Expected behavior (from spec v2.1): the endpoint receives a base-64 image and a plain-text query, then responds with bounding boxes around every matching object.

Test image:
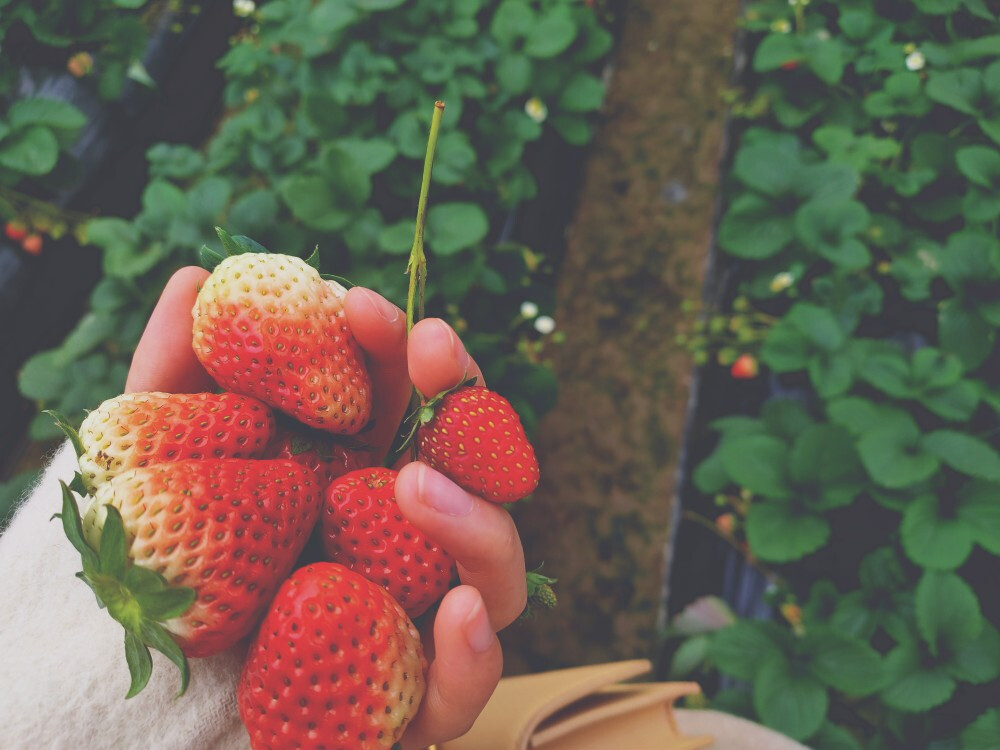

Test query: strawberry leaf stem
[405,101,445,336]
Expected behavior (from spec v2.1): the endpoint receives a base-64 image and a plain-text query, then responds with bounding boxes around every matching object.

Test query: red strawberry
[322,467,454,617]
[238,562,427,750]
[192,251,372,435]
[4,220,28,241]
[53,392,276,492]
[58,459,322,696]
[415,385,539,503]
[780,59,801,71]
[21,233,43,255]
[266,428,364,487]
[730,353,759,379]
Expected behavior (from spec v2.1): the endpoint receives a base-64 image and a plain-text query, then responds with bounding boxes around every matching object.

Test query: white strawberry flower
[520,301,539,318]
[525,97,548,123]
[233,0,256,17]
[534,315,556,335]
[770,272,795,293]
[905,50,926,71]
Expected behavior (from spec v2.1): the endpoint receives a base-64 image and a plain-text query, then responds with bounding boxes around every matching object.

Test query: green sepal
[140,620,191,696]
[45,410,85,460]
[56,481,99,570]
[198,244,226,271]
[56,489,195,698]
[396,376,481,453]
[521,566,558,620]
[321,273,356,289]
[123,631,153,699]
[290,434,313,456]
[215,226,269,256]
[69,472,88,496]
[99,505,128,580]
[305,245,321,271]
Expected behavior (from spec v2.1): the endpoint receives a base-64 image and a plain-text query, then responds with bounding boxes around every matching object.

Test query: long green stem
[406,101,445,335]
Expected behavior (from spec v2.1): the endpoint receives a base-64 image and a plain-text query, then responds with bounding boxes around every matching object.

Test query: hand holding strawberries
[102,265,527,749]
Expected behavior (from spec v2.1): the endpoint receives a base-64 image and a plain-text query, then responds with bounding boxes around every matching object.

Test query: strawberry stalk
[405,100,445,335]
[55,482,195,698]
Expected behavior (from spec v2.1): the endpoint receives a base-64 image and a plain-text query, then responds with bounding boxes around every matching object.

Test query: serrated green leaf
[0,125,59,175]
[803,627,884,695]
[709,621,785,680]
[962,709,1000,750]
[880,640,955,712]
[746,501,829,562]
[901,494,974,571]
[426,202,489,255]
[923,430,1000,481]
[916,572,983,653]
[754,657,828,741]
[719,434,791,498]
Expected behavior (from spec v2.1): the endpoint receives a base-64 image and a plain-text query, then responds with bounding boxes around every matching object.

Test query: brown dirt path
[503,0,741,672]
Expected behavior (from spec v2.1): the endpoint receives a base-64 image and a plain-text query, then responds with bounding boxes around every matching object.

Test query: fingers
[125,267,215,394]
[395,462,527,631]
[401,586,502,750]
[408,318,484,399]
[344,287,410,461]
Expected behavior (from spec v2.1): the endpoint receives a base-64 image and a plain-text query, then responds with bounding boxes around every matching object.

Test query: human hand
[128,267,526,748]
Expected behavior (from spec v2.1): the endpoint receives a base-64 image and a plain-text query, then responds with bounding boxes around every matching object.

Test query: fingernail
[464,598,494,653]
[431,319,471,372]
[355,287,400,324]
[416,463,474,516]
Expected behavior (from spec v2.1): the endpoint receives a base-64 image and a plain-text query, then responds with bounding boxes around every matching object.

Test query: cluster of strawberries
[55,238,540,749]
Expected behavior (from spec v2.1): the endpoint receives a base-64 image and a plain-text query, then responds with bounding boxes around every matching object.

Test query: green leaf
[669,634,709,678]
[803,627,884,695]
[956,146,1000,188]
[950,622,1000,684]
[98,506,128,580]
[789,303,847,352]
[524,7,576,58]
[902,494,974,571]
[123,632,153,699]
[490,0,533,43]
[795,200,870,270]
[746,501,829,562]
[353,0,405,9]
[496,54,533,95]
[709,621,785,680]
[962,709,1000,750]
[880,640,955,712]
[923,430,1000,481]
[336,138,397,175]
[228,190,279,234]
[558,73,605,112]
[916,572,983,653]
[0,125,59,175]
[809,722,863,750]
[754,34,802,73]
[719,194,795,259]
[310,0,359,32]
[958,481,1000,555]
[859,417,940,489]
[753,657,828,741]
[8,98,86,131]
[377,220,416,254]
[279,174,356,231]
[939,300,996,370]
[719,435,791,498]
[927,69,984,116]
[426,203,489,255]
[789,424,858,485]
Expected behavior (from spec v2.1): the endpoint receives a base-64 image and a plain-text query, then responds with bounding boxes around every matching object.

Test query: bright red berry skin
[322,467,454,618]
[416,386,540,503]
[238,563,426,750]
[85,459,322,657]
[77,391,276,492]
[4,220,28,241]
[192,253,372,435]
[266,429,364,487]
[730,354,759,379]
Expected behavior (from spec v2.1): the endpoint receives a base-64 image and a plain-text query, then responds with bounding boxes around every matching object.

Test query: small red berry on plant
[780,59,800,71]
[21,233,43,255]
[67,52,94,77]
[4,220,28,241]
[730,354,759,379]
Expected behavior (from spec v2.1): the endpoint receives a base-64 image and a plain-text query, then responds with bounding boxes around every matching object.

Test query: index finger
[125,266,215,394]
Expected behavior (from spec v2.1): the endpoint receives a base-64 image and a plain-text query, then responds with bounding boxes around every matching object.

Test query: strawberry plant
[19,0,611,444]
[671,0,1000,747]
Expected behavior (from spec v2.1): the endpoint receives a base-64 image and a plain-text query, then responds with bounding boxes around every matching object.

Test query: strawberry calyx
[46,409,86,462]
[200,228,356,290]
[393,376,479,462]
[55,481,195,698]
